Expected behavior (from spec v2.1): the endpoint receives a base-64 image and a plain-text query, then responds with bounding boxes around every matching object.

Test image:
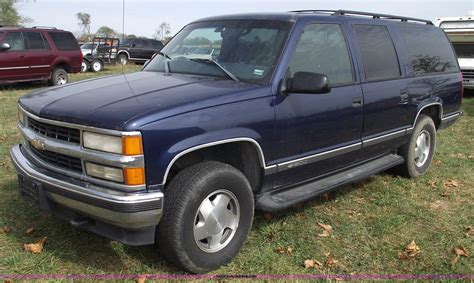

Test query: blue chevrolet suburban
[10,10,462,272]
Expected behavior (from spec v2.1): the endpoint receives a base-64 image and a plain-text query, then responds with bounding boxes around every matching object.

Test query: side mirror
[1,43,11,51]
[286,72,331,94]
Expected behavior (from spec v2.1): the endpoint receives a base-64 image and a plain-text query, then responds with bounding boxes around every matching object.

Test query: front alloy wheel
[193,189,240,253]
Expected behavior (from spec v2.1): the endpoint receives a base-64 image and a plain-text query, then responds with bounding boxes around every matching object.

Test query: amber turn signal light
[124,167,145,186]
[122,135,143,155]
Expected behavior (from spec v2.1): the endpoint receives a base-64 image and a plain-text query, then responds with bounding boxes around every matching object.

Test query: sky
[17,0,474,39]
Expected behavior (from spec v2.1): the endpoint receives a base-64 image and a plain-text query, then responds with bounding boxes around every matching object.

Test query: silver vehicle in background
[436,16,474,89]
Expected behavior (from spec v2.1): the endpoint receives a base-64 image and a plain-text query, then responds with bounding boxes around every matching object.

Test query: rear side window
[289,23,354,85]
[48,32,79,51]
[25,32,47,50]
[353,25,400,81]
[2,32,25,51]
[399,26,459,76]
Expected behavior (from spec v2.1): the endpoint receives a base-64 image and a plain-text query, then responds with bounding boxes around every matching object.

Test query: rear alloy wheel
[396,114,436,178]
[91,60,103,72]
[117,54,128,65]
[49,68,68,86]
[157,161,254,273]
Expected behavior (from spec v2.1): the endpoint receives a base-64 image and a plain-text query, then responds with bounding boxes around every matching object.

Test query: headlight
[83,132,143,155]
[85,162,124,183]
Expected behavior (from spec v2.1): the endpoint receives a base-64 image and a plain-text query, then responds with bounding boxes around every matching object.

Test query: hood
[19,72,263,130]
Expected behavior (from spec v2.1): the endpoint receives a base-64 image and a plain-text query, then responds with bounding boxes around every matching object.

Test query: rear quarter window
[48,31,79,51]
[398,26,459,76]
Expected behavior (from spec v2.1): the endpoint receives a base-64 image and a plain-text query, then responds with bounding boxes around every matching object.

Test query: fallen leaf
[0,227,12,234]
[304,259,323,269]
[454,246,469,257]
[433,159,443,166]
[325,257,339,268]
[136,275,147,283]
[428,180,437,188]
[443,179,463,188]
[468,154,474,160]
[398,240,420,260]
[23,237,47,254]
[440,191,450,197]
[318,223,333,237]
[324,251,331,257]
[275,245,294,255]
[26,228,34,235]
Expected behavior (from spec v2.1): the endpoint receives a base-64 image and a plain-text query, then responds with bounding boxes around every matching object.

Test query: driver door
[273,23,363,188]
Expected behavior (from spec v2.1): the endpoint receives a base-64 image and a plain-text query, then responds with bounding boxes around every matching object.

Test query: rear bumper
[10,144,163,245]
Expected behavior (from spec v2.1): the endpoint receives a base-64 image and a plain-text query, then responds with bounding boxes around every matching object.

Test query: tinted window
[48,32,79,51]
[26,32,46,50]
[453,43,474,58]
[289,24,353,85]
[399,26,459,76]
[2,32,25,51]
[135,39,149,48]
[354,25,400,81]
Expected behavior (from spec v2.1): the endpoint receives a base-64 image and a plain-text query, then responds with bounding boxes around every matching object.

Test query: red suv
[0,27,82,85]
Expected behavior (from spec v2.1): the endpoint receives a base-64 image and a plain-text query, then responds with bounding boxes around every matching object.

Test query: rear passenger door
[24,31,54,78]
[350,23,410,160]
[273,23,363,188]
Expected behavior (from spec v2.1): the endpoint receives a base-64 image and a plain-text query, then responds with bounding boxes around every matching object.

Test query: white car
[80,42,98,57]
[435,16,474,89]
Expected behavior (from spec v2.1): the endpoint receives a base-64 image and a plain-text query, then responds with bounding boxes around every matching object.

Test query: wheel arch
[117,50,130,59]
[161,137,270,192]
[413,102,443,129]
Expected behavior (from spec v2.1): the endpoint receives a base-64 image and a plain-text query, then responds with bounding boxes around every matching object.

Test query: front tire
[396,114,436,178]
[157,161,254,273]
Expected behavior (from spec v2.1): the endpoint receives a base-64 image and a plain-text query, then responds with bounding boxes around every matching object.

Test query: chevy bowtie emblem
[31,138,46,151]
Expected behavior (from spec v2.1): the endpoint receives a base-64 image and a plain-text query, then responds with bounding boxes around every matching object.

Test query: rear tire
[396,114,436,178]
[157,161,254,273]
[117,53,128,65]
[49,68,68,86]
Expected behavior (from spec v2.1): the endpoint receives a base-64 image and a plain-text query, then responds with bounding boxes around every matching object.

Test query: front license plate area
[18,175,41,204]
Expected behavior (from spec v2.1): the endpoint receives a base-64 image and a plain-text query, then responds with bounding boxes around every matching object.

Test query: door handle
[352,96,363,108]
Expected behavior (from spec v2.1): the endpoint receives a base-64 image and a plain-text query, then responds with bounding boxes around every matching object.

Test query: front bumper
[10,144,163,245]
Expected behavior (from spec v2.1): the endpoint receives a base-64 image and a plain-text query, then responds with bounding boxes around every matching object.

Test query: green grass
[0,66,472,275]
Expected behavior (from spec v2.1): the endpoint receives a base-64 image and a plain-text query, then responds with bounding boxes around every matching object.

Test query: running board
[256,154,404,211]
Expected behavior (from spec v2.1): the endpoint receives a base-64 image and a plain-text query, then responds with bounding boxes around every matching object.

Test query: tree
[0,0,32,26]
[126,34,137,39]
[153,22,171,41]
[76,12,91,41]
[96,26,117,38]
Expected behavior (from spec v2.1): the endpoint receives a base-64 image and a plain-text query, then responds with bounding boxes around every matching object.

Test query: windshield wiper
[156,52,172,75]
[189,58,240,82]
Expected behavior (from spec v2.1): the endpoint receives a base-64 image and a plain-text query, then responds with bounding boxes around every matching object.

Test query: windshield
[453,43,474,58]
[144,19,292,84]
[81,43,96,49]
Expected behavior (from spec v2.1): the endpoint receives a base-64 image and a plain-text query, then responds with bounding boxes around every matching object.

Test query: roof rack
[31,26,57,30]
[290,10,433,25]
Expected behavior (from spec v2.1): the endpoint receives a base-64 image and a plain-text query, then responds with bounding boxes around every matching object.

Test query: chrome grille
[462,70,474,79]
[28,117,80,144]
[28,143,83,173]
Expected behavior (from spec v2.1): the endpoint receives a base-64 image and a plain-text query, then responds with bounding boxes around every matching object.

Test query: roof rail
[31,26,57,30]
[290,9,433,25]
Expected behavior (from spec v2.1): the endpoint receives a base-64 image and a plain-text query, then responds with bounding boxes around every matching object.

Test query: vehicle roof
[0,26,66,32]
[192,11,434,27]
